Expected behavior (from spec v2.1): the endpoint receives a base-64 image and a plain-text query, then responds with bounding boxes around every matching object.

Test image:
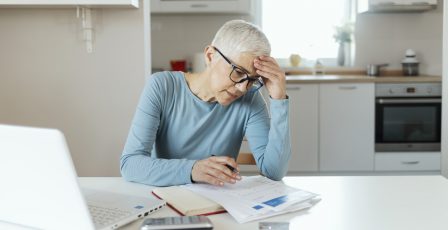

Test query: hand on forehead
[231,53,259,76]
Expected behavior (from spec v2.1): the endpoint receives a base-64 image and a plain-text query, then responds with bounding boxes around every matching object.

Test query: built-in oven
[375,83,442,152]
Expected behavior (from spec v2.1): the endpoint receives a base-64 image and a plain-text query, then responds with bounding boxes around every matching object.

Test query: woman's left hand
[254,56,286,99]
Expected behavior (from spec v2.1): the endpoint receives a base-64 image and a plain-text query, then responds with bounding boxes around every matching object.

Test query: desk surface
[79,175,448,230]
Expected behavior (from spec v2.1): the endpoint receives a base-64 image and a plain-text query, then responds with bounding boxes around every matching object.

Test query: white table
[79,176,448,230]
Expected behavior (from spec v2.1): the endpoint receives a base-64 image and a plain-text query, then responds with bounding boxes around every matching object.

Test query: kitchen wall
[151,14,252,71]
[0,0,151,176]
[152,1,443,76]
[355,0,444,76]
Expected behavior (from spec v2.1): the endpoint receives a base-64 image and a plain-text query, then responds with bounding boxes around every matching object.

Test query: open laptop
[0,124,166,230]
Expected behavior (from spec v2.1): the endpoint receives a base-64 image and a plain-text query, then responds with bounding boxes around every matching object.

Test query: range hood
[359,1,437,13]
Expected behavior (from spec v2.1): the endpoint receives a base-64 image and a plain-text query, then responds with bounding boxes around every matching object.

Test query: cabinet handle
[338,86,357,90]
[190,4,208,8]
[286,86,301,90]
[377,2,395,5]
[401,161,420,165]
[412,2,430,5]
[377,98,441,104]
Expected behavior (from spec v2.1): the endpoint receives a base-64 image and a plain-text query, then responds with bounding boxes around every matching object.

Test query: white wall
[151,14,252,71]
[355,0,443,75]
[0,0,151,176]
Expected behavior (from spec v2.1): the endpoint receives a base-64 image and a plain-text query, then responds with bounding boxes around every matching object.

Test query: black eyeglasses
[213,46,263,93]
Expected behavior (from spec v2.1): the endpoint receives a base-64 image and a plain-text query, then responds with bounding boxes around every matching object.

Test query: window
[261,0,355,67]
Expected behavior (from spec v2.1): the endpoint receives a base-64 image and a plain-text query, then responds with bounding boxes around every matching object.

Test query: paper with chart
[183,176,320,223]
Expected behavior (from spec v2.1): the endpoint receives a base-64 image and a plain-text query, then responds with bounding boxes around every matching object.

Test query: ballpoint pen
[225,164,239,174]
[211,154,239,174]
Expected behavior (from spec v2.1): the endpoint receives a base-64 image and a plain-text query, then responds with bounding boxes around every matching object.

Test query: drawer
[375,152,441,171]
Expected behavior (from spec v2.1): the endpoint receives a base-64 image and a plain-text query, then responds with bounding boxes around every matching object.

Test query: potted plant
[333,23,353,66]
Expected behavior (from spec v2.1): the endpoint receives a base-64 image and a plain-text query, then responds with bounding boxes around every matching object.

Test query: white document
[183,176,320,223]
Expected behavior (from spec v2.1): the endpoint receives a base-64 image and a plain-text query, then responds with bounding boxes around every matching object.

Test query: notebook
[152,187,226,216]
[0,124,166,230]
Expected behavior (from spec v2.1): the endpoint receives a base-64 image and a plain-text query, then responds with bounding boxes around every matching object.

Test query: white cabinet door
[370,0,437,5]
[319,83,375,171]
[151,0,251,13]
[369,0,437,5]
[287,84,319,172]
[375,152,441,171]
[362,0,437,13]
[0,0,139,8]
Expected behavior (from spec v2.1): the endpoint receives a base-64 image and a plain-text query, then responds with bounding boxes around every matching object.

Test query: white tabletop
[79,175,448,230]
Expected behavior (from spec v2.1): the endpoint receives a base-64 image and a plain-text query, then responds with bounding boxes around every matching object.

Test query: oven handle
[376,98,441,104]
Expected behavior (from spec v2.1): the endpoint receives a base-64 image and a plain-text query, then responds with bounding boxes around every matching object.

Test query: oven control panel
[375,83,442,97]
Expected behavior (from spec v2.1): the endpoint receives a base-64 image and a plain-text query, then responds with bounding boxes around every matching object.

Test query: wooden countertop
[286,75,442,84]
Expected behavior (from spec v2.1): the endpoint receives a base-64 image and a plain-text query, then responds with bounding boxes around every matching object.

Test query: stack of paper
[182,176,320,223]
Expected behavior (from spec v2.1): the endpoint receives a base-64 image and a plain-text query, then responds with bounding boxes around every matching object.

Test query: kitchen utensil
[366,63,388,76]
[402,49,419,76]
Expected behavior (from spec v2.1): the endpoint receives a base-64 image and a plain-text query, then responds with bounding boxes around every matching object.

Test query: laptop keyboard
[88,204,132,226]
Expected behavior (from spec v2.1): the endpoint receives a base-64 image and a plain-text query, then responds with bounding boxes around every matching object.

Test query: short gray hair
[211,20,271,61]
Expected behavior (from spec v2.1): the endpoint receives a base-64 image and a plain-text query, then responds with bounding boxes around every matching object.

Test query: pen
[211,154,239,174]
[225,164,239,174]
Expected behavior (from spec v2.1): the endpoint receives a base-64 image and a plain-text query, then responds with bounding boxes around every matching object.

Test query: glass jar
[402,62,419,76]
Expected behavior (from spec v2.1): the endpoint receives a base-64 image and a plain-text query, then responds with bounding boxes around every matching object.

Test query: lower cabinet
[239,85,320,173]
[319,83,375,171]
[287,84,319,172]
[240,82,439,174]
[285,82,375,173]
[375,152,441,171]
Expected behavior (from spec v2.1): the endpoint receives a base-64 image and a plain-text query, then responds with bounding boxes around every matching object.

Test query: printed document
[183,176,320,223]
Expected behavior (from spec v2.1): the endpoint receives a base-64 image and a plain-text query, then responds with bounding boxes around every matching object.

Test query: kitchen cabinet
[253,79,439,174]
[370,0,436,4]
[358,0,436,12]
[0,0,140,53]
[239,84,319,174]
[287,84,319,172]
[319,83,375,171]
[150,0,250,14]
[370,0,437,4]
[0,0,139,8]
[375,152,441,171]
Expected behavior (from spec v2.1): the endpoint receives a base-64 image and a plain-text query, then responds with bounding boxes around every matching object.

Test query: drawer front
[375,152,441,171]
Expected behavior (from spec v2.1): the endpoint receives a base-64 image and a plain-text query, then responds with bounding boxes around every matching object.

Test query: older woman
[120,20,290,186]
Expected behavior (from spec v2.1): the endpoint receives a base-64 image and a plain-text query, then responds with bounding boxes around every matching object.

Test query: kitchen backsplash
[151,14,252,72]
[354,0,443,76]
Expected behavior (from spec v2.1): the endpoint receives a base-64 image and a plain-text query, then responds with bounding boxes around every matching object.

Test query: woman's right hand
[191,156,241,186]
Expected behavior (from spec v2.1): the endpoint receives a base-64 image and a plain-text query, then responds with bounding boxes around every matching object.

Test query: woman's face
[210,50,257,106]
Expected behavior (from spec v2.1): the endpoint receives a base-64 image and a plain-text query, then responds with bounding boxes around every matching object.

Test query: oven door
[375,97,441,152]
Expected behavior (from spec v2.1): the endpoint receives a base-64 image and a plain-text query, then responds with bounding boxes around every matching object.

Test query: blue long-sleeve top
[120,71,291,186]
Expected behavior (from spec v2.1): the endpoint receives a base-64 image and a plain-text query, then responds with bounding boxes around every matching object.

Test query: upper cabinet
[358,0,437,13]
[0,0,139,8]
[151,0,251,14]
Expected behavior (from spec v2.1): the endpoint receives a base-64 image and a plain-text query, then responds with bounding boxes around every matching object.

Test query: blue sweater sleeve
[120,76,196,186]
[245,94,291,180]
